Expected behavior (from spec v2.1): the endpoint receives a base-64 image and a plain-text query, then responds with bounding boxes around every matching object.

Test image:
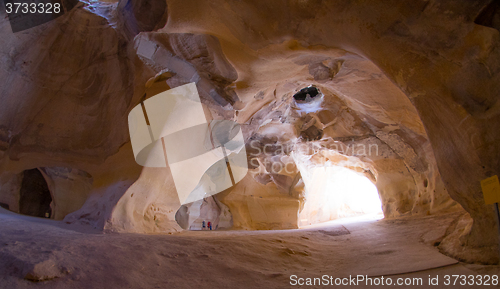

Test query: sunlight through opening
[298,165,383,227]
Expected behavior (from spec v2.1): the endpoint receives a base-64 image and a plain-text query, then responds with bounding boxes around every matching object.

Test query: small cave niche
[19,169,52,218]
[293,86,321,103]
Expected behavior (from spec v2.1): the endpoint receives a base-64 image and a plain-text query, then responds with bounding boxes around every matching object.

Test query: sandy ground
[0,209,498,289]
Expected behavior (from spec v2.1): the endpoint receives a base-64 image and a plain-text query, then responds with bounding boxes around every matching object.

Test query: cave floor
[0,209,498,289]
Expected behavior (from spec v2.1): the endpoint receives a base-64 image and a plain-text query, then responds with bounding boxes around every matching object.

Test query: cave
[19,169,52,218]
[0,0,500,288]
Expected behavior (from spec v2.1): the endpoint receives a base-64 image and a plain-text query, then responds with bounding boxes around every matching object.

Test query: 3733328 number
[443,275,498,286]
[5,2,61,14]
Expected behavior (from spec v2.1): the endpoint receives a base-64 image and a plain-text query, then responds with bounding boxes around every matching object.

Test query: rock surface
[1,209,498,288]
[0,0,499,264]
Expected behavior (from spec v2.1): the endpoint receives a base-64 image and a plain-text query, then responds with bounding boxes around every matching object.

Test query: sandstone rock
[23,259,66,282]
[0,0,499,265]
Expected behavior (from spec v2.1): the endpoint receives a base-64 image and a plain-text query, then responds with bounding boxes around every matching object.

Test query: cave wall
[0,0,238,232]
[0,171,22,213]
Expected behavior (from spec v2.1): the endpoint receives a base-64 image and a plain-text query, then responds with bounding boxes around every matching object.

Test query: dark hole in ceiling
[293,86,320,102]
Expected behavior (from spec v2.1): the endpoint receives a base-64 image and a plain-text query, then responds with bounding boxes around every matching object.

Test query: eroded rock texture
[0,0,499,264]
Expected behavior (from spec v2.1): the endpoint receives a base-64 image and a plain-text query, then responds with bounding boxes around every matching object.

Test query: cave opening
[175,196,227,231]
[298,164,383,226]
[19,168,52,218]
[293,86,320,102]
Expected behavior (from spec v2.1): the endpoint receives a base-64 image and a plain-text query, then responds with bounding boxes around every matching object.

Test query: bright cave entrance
[299,165,383,227]
[19,168,52,219]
